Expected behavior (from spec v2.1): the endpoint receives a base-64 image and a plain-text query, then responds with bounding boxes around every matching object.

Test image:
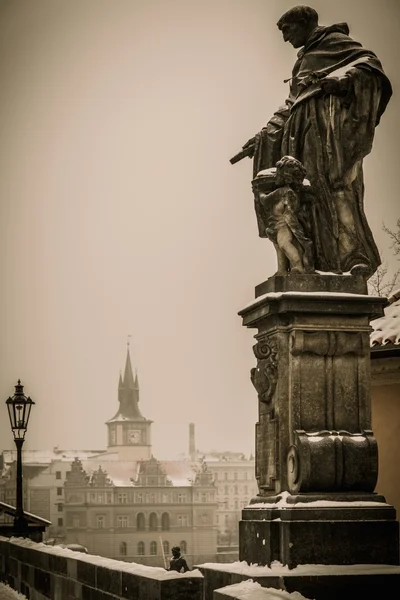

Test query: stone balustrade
[0,536,203,600]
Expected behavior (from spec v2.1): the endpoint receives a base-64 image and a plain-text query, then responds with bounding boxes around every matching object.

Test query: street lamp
[6,380,35,536]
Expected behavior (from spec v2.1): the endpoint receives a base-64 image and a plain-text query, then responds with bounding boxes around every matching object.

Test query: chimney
[189,423,196,461]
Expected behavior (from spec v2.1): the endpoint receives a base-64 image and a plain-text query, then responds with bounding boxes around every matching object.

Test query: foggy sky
[0,0,399,459]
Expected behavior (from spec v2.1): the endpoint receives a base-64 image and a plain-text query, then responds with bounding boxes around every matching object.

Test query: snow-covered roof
[1,449,103,467]
[69,459,197,487]
[0,501,51,525]
[370,289,400,347]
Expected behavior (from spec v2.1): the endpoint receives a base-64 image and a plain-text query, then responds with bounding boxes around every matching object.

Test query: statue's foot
[350,263,370,277]
[290,267,304,274]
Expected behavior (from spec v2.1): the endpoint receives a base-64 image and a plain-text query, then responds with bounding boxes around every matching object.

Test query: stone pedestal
[237,273,399,568]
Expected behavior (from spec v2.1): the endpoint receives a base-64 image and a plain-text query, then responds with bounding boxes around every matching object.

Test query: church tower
[106,345,152,461]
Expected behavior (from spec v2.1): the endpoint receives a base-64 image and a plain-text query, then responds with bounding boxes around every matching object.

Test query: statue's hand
[242,136,256,158]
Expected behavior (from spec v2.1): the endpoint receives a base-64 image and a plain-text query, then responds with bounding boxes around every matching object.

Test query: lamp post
[6,380,35,536]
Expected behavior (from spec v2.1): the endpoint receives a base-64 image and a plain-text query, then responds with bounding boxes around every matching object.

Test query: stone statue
[231,5,392,277]
[253,156,314,274]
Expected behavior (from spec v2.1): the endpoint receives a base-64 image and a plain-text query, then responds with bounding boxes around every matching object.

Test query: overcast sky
[0,0,399,459]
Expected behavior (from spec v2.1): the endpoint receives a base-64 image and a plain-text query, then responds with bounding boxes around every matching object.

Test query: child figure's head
[275,155,306,188]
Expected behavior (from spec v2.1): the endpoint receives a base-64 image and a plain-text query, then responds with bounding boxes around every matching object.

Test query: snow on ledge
[5,537,202,581]
[247,491,389,509]
[242,291,373,311]
[198,560,400,577]
[217,580,310,599]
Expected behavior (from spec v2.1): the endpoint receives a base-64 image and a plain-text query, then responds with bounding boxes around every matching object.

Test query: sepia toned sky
[0,0,399,459]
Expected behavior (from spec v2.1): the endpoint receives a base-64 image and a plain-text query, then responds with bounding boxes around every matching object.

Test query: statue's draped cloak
[253,23,392,273]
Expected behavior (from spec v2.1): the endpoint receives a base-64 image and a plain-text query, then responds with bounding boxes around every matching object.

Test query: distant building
[0,346,218,566]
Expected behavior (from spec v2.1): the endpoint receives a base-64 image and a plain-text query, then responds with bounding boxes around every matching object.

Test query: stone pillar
[238,273,399,568]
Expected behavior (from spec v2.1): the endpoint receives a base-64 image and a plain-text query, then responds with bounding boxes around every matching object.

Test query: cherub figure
[259,156,314,274]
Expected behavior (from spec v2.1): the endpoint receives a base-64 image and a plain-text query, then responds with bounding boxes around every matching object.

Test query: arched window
[149,512,158,531]
[137,541,145,556]
[161,512,170,531]
[150,541,157,555]
[136,512,145,531]
[163,540,169,556]
[180,540,187,554]
[119,542,127,556]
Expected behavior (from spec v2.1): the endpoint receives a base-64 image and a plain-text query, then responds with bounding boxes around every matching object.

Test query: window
[136,513,145,531]
[180,540,187,554]
[216,514,219,524]
[56,471,62,480]
[234,500,239,510]
[73,516,80,528]
[224,486,228,495]
[57,518,63,527]
[57,488,63,496]
[234,486,238,495]
[137,541,145,556]
[106,493,113,504]
[150,541,157,556]
[234,472,238,481]
[244,486,248,495]
[136,493,144,503]
[224,472,228,480]
[149,512,158,531]
[163,540,169,555]
[119,542,127,556]
[97,516,105,528]
[57,504,63,513]
[97,493,104,504]
[201,514,208,524]
[201,493,207,503]
[161,512,170,531]
[118,493,127,504]
[149,493,156,503]
[178,493,186,503]
[117,516,128,528]
[178,515,188,527]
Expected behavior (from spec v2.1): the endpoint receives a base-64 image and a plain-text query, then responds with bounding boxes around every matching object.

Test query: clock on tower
[128,429,142,444]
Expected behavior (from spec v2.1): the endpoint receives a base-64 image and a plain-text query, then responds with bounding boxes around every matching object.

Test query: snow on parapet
[7,537,202,581]
[198,560,400,577]
[217,580,311,599]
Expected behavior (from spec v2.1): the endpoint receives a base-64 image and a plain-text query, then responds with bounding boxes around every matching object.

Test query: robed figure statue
[232,5,392,277]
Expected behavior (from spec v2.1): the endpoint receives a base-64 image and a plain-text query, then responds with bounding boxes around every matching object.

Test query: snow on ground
[0,583,27,599]
[5,537,202,581]
[217,580,312,599]
[198,560,400,577]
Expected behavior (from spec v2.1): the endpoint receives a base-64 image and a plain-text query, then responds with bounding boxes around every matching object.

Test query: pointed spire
[118,371,123,389]
[123,343,135,389]
[134,369,139,391]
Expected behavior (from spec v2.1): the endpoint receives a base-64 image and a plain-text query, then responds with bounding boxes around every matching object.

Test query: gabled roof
[370,290,400,349]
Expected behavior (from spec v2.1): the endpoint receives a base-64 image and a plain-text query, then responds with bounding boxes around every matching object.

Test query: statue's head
[172,546,181,557]
[275,156,306,187]
[277,5,318,48]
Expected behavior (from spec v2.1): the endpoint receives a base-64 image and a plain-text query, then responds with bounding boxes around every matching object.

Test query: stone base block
[207,568,400,600]
[255,273,367,297]
[239,494,399,568]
